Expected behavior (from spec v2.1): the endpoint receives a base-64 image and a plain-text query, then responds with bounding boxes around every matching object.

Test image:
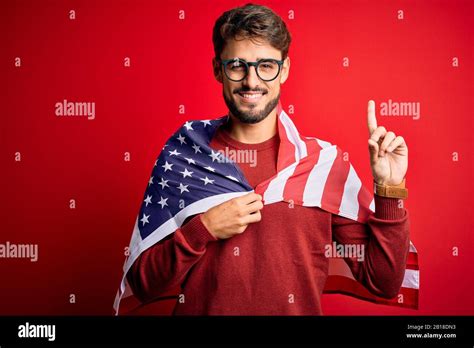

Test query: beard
[223,89,280,124]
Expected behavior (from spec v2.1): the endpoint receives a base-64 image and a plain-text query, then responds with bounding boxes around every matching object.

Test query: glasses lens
[224,59,247,81]
[257,60,280,81]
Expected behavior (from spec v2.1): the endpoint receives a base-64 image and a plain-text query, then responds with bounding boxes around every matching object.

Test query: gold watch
[374,178,408,199]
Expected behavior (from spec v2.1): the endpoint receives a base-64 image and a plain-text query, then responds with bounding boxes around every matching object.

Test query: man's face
[213,36,290,124]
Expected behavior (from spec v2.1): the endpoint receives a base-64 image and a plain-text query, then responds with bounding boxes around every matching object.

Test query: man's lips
[236,91,267,103]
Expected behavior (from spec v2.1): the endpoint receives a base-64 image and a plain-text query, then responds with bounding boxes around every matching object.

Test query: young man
[125,3,410,315]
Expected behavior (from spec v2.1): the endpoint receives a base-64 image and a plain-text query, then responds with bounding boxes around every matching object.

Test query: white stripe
[302,145,338,206]
[409,241,417,253]
[279,111,307,160]
[369,198,375,212]
[263,162,298,204]
[113,190,254,314]
[402,269,419,289]
[316,138,332,149]
[338,165,362,220]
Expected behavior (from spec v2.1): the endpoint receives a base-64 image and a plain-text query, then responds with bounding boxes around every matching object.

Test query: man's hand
[200,192,263,239]
[367,100,408,185]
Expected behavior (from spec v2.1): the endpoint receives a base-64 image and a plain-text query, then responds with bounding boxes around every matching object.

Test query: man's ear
[280,56,291,84]
[212,57,223,83]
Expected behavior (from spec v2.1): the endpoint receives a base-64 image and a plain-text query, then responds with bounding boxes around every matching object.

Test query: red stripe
[357,183,374,223]
[276,110,297,172]
[320,146,350,214]
[282,138,321,204]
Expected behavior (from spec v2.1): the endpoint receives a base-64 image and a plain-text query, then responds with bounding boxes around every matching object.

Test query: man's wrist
[374,178,408,199]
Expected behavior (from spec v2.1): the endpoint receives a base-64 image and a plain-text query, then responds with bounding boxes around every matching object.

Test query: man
[125,3,410,315]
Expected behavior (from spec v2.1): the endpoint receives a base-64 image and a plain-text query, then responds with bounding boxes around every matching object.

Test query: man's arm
[331,194,410,299]
[126,214,216,304]
[126,192,263,304]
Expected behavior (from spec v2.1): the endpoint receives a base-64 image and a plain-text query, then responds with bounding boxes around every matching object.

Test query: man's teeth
[241,93,262,99]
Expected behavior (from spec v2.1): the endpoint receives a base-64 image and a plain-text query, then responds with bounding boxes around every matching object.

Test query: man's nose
[243,65,260,88]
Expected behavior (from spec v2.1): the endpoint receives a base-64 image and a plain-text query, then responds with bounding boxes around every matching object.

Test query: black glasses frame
[220,58,285,82]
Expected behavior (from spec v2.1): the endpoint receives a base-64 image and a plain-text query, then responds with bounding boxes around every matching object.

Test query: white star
[158,196,168,209]
[205,166,216,172]
[162,144,169,150]
[159,178,169,189]
[209,150,222,162]
[184,121,194,131]
[200,176,215,185]
[162,161,173,172]
[180,168,193,178]
[226,175,239,182]
[148,176,154,186]
[140,213,150,226]
[169,149,181,156]
[176,134,187,145]
[192,143,202,154]
[144,195,152,207]
[201,120,212,127]
[184,157,196,165]
[177,183,189,194]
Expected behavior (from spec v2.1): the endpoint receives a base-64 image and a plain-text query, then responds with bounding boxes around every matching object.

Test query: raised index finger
[367,100,377,135]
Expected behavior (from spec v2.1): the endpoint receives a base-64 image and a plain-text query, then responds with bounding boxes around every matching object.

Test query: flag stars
[184,121,194,131]
[192,143,202,154]
[148,176,154,186]
[201,120,212,127]
[209,150,222,162]
[205,166,216,172]
[177,134,187,145]
[184,157,196,165]
[140,213,150,226]
[200,176,215,185]
[177,183,190,194]
[180,168,193,178]
[159,178,170,189]
[162,161,173,172]
[144,195,153,207]
[158,196,168,209]
[169,149,181,156]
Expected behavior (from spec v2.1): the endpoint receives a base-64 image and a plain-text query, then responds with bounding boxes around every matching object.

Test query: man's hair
[212,3,292,61]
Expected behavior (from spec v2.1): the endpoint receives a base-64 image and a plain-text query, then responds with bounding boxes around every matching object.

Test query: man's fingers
[237,192,262,205]
[379,131,396,156]
[242,210,262,225]
[368,139,379,164]
[386,136,406,153]
[369,126,387,144]
[367,100,378,135]
[243,199,264,215]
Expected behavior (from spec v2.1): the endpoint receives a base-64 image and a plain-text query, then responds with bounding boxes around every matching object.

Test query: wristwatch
[374,178,408,199]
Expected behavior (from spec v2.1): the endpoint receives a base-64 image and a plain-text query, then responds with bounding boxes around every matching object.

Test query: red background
[1,0,473,315]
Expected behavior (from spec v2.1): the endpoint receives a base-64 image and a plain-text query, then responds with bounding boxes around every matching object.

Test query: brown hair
[212,3,292,61]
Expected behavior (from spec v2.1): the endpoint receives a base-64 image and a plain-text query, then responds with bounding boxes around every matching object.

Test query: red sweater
[127,128,410,315]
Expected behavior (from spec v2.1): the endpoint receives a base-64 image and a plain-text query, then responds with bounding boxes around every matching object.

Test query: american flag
[114,101,419,314]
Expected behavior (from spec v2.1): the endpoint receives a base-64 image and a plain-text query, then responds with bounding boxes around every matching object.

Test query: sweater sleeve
[126,214,217,304]
[331,194,410,299]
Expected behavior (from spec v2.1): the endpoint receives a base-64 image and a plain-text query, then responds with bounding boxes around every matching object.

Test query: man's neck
[225,108,278,144]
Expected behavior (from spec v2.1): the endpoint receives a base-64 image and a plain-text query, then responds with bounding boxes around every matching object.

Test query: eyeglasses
[220,57,284,82]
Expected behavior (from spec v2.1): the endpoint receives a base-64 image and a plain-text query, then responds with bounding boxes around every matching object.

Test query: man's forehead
[222,39,281,60]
